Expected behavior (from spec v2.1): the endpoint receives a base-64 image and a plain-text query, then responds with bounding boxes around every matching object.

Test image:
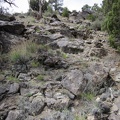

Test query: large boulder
[88,47,107,58]
[8,83,20,94]
[109,67,120,82]
[0,20,25,35]
[46,92,70,110]
[37,50,68,69]
[84,63,114,94]
[109,96,120,120]
[61,69,84,95]
[6,110,24,120]
[50,38,84,54]
[29,94,45,115]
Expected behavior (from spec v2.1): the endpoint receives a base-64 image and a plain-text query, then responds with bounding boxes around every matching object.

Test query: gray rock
[46,92,70,110]
[88,47,107,58]
[48,33,64,40]
[50,38,84,54]
[94,41,103,48]
[0,31,25,53]
[50,21,62,26]
[0,20,25,34]
[20,88,39,96]
[25,116,35,120]
[0,86,7,101]
[108,96,120,120]
[61,69,84,95]
[6,110,24,120]
[108,113,120,120]
[41,111,74,120]
[9,83,19,94]
[100,93,109,101]
[29,95,45,115]
[18,73,31,81]
[84,63,111,93]
[0,86,7,95]
[99,102,112,114]
[0,13,15,21]
[109,68,120,82]
[0,110,8,120]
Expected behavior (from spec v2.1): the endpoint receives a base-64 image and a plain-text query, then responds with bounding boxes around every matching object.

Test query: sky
[1,0,102,13]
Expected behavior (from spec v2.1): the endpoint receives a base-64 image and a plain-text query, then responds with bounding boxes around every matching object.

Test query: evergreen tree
[62,7,69,17]
[102,0,120,48]
[29,0,48,12]
[48,0,63,11]
[82,4,91,12]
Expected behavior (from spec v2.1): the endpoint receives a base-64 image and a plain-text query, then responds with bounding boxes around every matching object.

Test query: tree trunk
[38,0,42,19]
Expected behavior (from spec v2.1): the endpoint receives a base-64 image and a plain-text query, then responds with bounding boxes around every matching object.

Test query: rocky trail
[0,13,120,120]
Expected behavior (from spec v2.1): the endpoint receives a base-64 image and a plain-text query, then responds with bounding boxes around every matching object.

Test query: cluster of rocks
[0,13,120,120]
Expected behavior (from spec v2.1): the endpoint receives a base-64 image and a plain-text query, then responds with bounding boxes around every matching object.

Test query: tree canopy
[49,0,63,11]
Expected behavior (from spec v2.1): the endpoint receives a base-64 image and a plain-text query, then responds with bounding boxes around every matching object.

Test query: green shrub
[74,115,86,120]
[102,0,120,49]
[37,75,44,81]
[26,41,38,53]
[7,75,19,82]
[31,60,40,67]
[91,19,102,30]
[9,46,27,63]
[81,92,95,101]
[9,41,38,63]
[62,7,69,17]
[109,35,116,48]
[44,5,53,17]
[87,14,96,21]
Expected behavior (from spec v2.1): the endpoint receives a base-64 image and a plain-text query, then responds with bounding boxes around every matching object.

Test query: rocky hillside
[0,13,120,120]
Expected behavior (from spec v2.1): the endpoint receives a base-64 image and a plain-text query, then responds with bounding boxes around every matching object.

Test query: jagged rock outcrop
[0,20,25,35]
[0,13,120,120]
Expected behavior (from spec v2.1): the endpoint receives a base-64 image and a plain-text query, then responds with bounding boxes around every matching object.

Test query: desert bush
[37,74,44,81]
[9,41,38,63]
[7,75,19,82]
[87,14,96,21]
[43,5,53,17]
[31,60,40,67]
[62,7,69,17]
[91,19,102,30]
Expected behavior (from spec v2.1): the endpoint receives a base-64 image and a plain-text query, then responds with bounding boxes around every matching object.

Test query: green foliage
[48,0,63,11]
[7,75,19,82]
[29,0,48,12]
[74,115,86,120]
[26,42,38,53]
[37,75,44,81]
[9,41,39,63]
[44,5,53,17]
[31,61,40,67]
[61,52,68,59]
[102,0,120,48]
[87,14,96,21]
[92,3,102,13]
[82,4,91,12]
[81,92,95,101]
[26,93,33,97]
[102,0,113,14]
[62,7,69,17]
[47,5,53,13]
[91,19,102,30]
[109,35,116,48]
